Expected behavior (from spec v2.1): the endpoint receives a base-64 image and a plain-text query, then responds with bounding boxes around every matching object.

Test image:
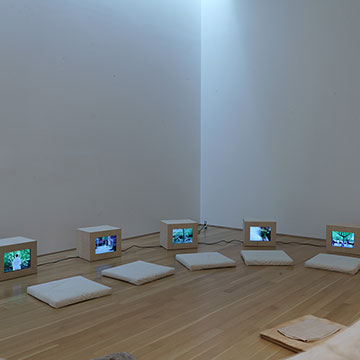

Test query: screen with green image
[172,228,193,244]
[4,249,31,273]
[332,231,354,248]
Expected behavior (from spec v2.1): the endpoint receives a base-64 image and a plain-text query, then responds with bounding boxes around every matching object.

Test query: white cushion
[241,250,294,266]
[27,276,112,308]
[101,261,175,285]
[175,252,236,271]
[305,253,360,274]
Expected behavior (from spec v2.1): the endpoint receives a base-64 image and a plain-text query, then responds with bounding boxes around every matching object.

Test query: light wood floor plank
[0,226,358,359]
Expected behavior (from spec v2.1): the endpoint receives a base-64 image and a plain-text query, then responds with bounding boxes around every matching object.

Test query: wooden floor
[1,226,360,360]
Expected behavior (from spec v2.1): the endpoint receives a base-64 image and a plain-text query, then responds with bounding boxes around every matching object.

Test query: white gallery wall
[0,0,200,254]
[201,0,360,239]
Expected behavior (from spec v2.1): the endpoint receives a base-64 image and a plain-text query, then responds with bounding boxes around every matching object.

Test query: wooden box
[243,219,277,248]
[326,224,360,255]
[77,225,122,261]
[0,236,37,281]
[160,219,198,250]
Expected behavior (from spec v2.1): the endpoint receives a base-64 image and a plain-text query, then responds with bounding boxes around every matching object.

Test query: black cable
[122,244,162,252]
[198,223,206,234]
[38,256,80,267]
[37,245,162,266]
[199,239,243,245]
[277,240,325,248]
[37,238,325,266]
[198,239,325,248]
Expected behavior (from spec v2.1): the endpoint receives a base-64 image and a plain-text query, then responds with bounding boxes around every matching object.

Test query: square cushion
[241,250,294,266]
[27,276,112,308]
[175,252,236,271]
[305,253,360,274]
[101,261,175,285]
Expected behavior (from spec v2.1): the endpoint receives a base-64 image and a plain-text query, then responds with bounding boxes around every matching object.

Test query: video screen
[332,231,354,248]
[95,235,117,254]
[4,249,31,273]
[250,226,271,242]
[172,228,193,244]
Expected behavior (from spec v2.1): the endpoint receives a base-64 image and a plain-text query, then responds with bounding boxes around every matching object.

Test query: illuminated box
[326,224,360,255]
[160,219,198,250]
[77,225,122,261]
[243,219,277,248]
[0,236,37,281]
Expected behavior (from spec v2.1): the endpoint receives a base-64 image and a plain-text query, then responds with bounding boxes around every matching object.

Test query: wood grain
[0,226,359,360]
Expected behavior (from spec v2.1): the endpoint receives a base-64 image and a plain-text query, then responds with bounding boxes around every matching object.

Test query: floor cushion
[175,252,236,271]
[101,261,175,285]
[27,276,111,308]
[305,253,360,274]
[241,250,294,266]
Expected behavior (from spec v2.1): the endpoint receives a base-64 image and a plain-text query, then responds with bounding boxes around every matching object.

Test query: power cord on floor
[37,245,163,266]
[38,256,80,267]
[277,240,325,248]
[37,237,325,266]
[198,239,243,245]
[198,239,325,248]
[122,244,162,252]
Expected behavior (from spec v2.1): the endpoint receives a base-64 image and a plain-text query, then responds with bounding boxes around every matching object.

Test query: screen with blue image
[172,228,193,244]
[331,231,354,248]
[95,235,117,254]
[250,226,271,242]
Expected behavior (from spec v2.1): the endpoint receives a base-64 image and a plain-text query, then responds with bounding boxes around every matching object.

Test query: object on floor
[0,236,38,281]
[27,275,112,308]
[278,318,341,342]
[176,252,236,271]
[243,219,277,248]
[160,219,198,250]
[92,352,136,360]
[241,250,294,266]
[260,315,346,353]
[285,318,360,359]
[305,253,360,274]
[326,223,360,256]
[102,261,175,285]
[77,225,122,261]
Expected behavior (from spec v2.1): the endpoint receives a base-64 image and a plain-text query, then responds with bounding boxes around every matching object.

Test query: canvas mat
[278,318,341,342]
[260,315,347,352]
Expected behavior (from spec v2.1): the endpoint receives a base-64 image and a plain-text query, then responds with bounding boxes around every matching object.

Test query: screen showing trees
[4,249,31,273]
[172,228,193,244]
[332,231,354,248]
